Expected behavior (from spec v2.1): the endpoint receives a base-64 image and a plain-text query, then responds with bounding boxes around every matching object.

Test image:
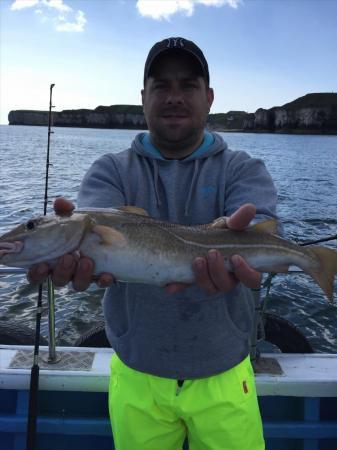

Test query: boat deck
[0,346,337,450]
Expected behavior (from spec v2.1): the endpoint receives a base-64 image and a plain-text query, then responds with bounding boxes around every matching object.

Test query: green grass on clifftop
[95,105,143,114]
[280,93,337,109]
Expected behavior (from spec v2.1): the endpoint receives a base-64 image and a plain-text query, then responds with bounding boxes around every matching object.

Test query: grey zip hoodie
[77,132,277,379]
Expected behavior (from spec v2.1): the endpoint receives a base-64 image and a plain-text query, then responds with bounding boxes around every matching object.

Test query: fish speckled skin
[1,207,337,301]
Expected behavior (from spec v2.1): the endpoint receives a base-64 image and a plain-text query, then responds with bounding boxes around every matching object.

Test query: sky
[1,0,337,124]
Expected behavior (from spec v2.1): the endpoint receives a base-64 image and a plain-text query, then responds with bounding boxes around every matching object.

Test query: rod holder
[44,277,61,363]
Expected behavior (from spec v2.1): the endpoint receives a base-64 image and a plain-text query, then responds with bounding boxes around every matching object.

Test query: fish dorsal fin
[118,206,149,216]
[251,219,278,235]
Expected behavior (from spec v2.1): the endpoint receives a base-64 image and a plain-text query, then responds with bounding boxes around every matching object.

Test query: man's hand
[27,198,115,291]
[165,203,261,295]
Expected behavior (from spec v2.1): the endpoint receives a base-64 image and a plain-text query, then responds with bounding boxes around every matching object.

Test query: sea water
[0,125,336,350]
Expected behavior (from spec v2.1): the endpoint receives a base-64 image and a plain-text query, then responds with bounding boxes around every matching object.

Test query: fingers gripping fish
[0,207,337,302]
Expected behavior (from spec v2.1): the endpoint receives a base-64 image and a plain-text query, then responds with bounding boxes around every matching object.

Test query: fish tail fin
[307,246,337,303]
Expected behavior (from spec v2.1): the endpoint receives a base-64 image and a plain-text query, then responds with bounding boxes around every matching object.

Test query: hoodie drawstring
[184,159,199,217]
[152,159,200,216]
[153,160,162,208]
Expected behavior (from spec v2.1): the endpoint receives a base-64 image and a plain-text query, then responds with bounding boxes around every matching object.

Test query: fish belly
[80,237,194,286]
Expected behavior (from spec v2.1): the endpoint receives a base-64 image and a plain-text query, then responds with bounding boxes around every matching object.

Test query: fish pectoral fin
[117,206,149,216]
[92,225,127,247]
[251,219,278,235]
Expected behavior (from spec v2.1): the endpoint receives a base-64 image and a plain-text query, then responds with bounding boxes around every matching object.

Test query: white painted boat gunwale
[1,345,337,397]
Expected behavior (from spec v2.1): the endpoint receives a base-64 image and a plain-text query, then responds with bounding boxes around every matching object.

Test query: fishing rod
[26,83,55,450]
[300,234,337,247]
[45,83,58,365]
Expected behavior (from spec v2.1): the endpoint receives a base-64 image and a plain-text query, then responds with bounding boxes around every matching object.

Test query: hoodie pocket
[224,285,254,339]
[103,286,141,344]
[171,292,249,363]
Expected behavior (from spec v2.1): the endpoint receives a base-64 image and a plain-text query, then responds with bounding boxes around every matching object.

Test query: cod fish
[0,207,337,302]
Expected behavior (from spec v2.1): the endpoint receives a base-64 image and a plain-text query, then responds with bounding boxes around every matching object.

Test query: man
[30,38,277,449]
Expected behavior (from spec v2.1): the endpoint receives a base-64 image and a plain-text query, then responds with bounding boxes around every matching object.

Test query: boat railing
[0,265,58,363]
[0,266,26,275]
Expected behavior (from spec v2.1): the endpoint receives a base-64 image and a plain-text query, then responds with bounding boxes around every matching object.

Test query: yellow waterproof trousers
[109,354,264,450]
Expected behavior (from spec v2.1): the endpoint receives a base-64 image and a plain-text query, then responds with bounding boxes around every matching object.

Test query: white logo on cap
[166,38,185,48]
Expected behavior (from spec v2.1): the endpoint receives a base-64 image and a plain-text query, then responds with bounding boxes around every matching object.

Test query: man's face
[141,52,214,155]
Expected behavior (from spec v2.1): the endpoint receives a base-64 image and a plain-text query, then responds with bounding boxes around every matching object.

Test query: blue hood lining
[140,131,215,161]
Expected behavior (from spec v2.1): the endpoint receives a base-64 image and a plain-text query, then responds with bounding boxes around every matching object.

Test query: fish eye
[26,220,36,231]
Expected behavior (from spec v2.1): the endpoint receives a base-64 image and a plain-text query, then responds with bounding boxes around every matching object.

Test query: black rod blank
[26,83,55,450]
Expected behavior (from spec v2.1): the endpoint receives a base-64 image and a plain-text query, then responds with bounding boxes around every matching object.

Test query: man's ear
[141,89,145,106]
[207,87,214,109]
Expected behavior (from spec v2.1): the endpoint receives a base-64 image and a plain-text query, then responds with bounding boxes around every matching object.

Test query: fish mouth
[0,241,24,258]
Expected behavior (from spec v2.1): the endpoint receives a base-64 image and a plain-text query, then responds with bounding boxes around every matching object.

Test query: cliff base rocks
[8,93,337,134]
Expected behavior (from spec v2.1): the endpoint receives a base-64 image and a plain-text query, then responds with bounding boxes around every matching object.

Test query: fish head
[0,213,93,268]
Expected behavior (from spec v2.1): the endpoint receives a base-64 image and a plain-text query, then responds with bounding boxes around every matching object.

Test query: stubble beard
[150,119,206,156]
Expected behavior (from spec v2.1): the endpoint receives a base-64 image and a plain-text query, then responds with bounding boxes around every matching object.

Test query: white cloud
[11,0,40,10]
[42,0,72,13]
[137,0,193,20]
[55,10,86,32]
[198,0,240,7]
[10,0,86,32]
[136,0,241,20]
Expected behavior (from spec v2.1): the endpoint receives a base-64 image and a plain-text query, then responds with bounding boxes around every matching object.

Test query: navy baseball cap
[144,37,210,85]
